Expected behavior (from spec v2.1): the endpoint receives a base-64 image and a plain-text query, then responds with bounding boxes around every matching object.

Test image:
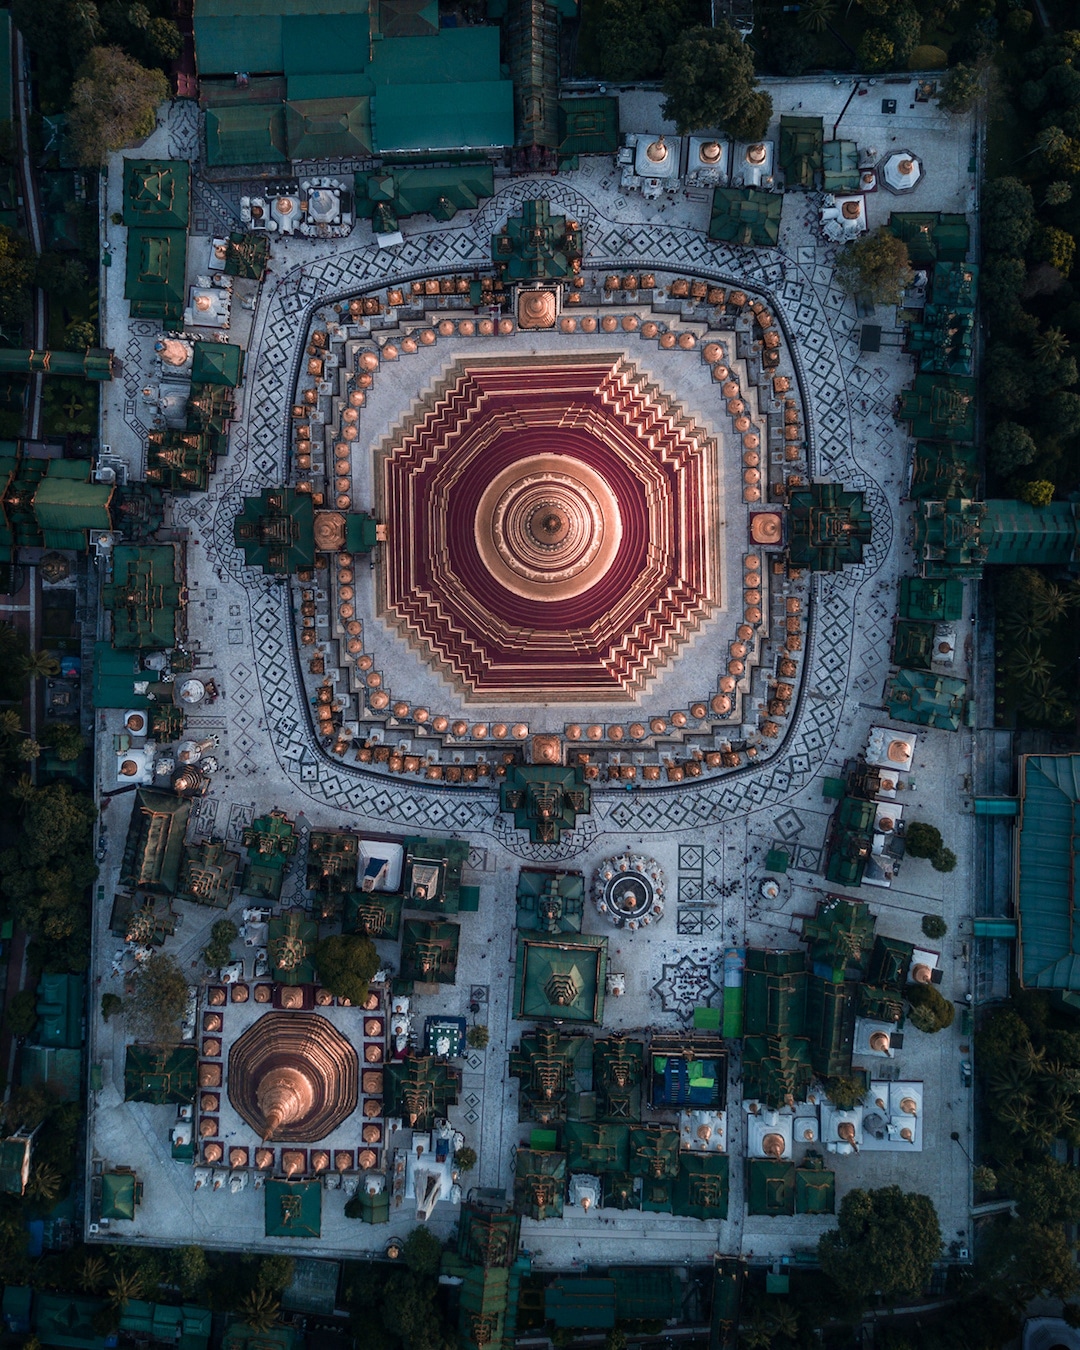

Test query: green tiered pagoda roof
[824,796,876,887]
[787,483,872,571]
[898,373,976,442]
[515,868,585,933]
[175,837,240,908]
[120,788,192,895]
[221,231,270,280]
[385,1053,460,1129]
[885,667,970,731]
[747,1158,795,1216]
[512,1147,565,1219]
[123,159,190,230]
[823,139,859,193]
[795,1158,836,1213]
[779,115,823,190]
[264,1179,321,1239]
[241,809,298,901]
[125,225,187,327]
[910,442,978,501]
[628,1125,680,1181]
[124,1045,197,1104]
[744,948,808,1036]
[888,211,970,265]
[456,1204,521,1268]
[594,1035,644,1121]
[101,545,184,650]
[891,618,936,670]
[500,764,591,844]
[403,836,476,913]
[234,488,315,575]
[268,911,319,984]
[109,893,176,945]
[708,187,782,247]
[401,919,460,985]
[801,895,876,977]
[343,888,403,940]
[899,575,964,622]
[191,340,244,388]
[914,498,1080,579]
[565,1121,630,1173]
[742,1034,813,1107]
[602,1172,639,1210]
[865,934,913,988]
[348,1186,389,1223]
[145,426,217,493]
[306,830,359,919]
[354,164,494,232]
[906,262,977,375]
[509,1025,594,1124]
[806,975,857,1077]
[673,1151,729,1220]
[492,198,582,282]
[514,933,607,1023]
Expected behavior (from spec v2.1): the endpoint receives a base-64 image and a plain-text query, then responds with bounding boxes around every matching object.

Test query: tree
[766,1303,799,1340]
[858,30,896,72]
[1033,224,1076,277]
[26,1162,62,1206]
[64,318,98,350]
[257,1254,294,1293]
[108,1269,144,1310]
[203,919,238,968]
[818,1186,941,1303]
[1045,181,1073,207]
[981,257,1027,323]
[125,952,188,1043]
[590,0,698,81]
[467,1024,489,1049]
[988,421,1037,474]
[19,650,60,681]
[906,982,955,1033]
[78,1253,108,1292]
[239,1288,279,1334]
[886,4,921,64]
[4,989,38,1038]
[171,1245,209,1298]
[835,227,913,306]
[982,178,1035,256]
[938,63,981,113]
[904,821,943,859]
[40,723,86,762]
[797,0,837,33]
[605,1330,628,1350]
[1007,645,1053,686]
[922,915,947,939]
[68,46,168,165]
[35,254,88,302]
[313,934,379,1005]
[973,1165,998,1197]
[660,24,773,139]
[145,17,182,62]
[0,227,33,327]
[1005,1159,1080,1226]
[1018,479,1055,507]
[16,739,40,763]
[823,1076,867,1110]
[100,992,122,1023]
[455,1146,477,1172]
[1033,326,1070,364]
[980,1217,1080,1305]
[401,1226,443,1277]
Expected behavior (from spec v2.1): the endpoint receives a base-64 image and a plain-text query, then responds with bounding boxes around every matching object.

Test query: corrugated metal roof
[282,13,370,74]
[205,103,289,166]
[372,79,513,152]
[195,15,283,74]
[1018,754,1080,990]
[285,96,372,159]
[368,27,502,84]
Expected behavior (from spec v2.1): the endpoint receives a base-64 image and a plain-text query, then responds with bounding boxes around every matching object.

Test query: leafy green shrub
[100,992,123,1022]
[467,1024,489,1049]
[921,915,947,940]
[905,822,943,859]
[906,982,955,1033]
[4,989,37,1038]
[203,919,238,968]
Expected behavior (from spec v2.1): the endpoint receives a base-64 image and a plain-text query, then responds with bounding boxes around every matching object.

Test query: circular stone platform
[227,1012,359,1142]
[593,852,666,928]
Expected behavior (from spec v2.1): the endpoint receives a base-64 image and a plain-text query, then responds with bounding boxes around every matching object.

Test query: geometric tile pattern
[192,180,895,853]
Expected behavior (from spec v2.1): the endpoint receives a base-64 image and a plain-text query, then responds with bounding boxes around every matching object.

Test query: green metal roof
[351,1185,390,1222]
[368,27,501,83]
[19,1045,82,1102]
[889,211,970,265]
[1017,754,1080,991]
[33,1294,110,1348]
[884,667,969,731]
[372,79,512,153]
[823,139,859,193]
[899,576,964,622]
[982,500,1079,567]
[286,96,372,159]
[564,1121,629,1173]
[545,1278,616,1330]
[354,164,494,226]
[499,762,591,843]
[268,911,318,983]
[610,1267,681,1321]
[191,340,244,388]
[909,441,978,501]
[747,1159,795,1216]
[205,104,289,167]
[514,932,607,1023]
[795,1163,835,1213]
[123,160,191,230]
[31,459,112,550]
[92,641,157,709]
[35,972,83,1049]
[806,975,856,1077]
[0,1136,31,1194]
[344,888,403,940]
[124,1044,197,1105]
[516,868,585,934]
[787,483,873,571]
[124,227,187,320]
[673,1151,729,1221]
[196,16,283,74]
[401,918,461,984]
[120,787,192,894]
[102,544,183,650]
[234,487,316,575]
[282,12,371,74]
[743,948,807,1037]
[558,97,619,154]
[779,116,823,190]
[512,1147,565,1220]
[101,1171,137,1221]
[265,1179,322,1238]
[709,186,782,247]
[384,1053,459,1128]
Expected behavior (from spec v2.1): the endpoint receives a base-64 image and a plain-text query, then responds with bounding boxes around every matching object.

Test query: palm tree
[26,1163,61,1206]
[9,775,35,808]
[987,1056,1032,1102]
[767,1303,800,1340]
[0,709,22,739]
[1033,326,1070,365]
[108,1269,144,1310]
[18,650,59,682]
[78,1253,108,1292]
[1007,645,1053,686]
[999,608,1046,643]
[1030,581,1076,629]
[739,1318,773,1350]
[997,1097,1033,1134]
[240,1288,280,1334]
[1017,676,1066,724]
[797,0,837,31]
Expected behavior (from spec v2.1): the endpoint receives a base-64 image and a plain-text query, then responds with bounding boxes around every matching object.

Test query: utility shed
[1015,755,1080,994]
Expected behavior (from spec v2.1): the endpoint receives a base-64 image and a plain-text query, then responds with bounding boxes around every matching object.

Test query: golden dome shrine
[227,1012,358,1142]
[376,355,719,700]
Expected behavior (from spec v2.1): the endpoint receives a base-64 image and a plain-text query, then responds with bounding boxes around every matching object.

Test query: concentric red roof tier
[376,355,720,701]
